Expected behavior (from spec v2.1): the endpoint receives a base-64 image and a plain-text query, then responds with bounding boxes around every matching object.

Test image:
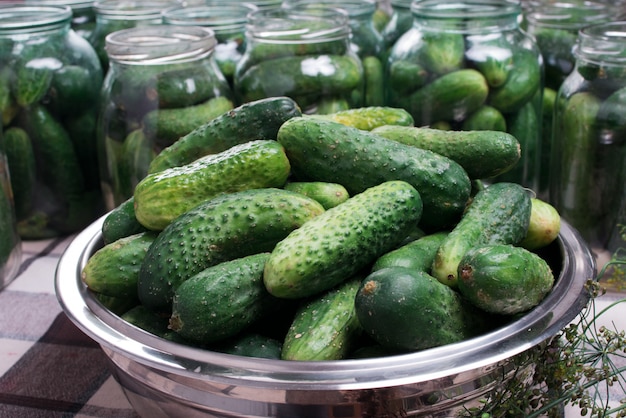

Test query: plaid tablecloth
[0,234,624,417]
[0,236,139,418]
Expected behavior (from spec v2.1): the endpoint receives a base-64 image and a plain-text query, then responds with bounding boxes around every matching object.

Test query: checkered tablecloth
[0,236,139,418]
[0,234,624,417]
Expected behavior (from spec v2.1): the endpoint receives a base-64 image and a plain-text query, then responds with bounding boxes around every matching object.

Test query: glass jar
[379,0,412,53]
[99,25,234,210]
[162,2,258,89]
[549,21,626,292]
[0,4,104,239]
[0,132,21,289]
[25,0,97,40]
[234,6,364,113]
[386,0,544,193]
[89,0,175,71]
[283,0,385,107]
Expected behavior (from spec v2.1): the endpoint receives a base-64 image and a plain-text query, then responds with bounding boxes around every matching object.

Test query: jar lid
[105,24,217,64]
[246,5,351,43]
[0,4,72,32]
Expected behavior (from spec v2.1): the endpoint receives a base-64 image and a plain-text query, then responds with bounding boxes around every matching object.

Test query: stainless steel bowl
[55,215,595,418]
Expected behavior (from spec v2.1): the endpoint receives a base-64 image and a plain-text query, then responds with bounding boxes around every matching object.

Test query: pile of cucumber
[82,97,562,361]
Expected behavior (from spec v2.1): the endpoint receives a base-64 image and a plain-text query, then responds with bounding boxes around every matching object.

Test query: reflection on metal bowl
[55,215,595,418]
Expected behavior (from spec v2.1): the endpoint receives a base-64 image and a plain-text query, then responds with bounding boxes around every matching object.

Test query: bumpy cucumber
[461,105,507,132]
[47,65,102,116]
[281,278,362,361]
[388,60,429,95]
[121,305,188,343]
[393,69,489,126]
[431,182,532,288]
[137,188,325,313]
[371,231,448,273]
[354,267,484,351]
[519,198,561,250]
[101,197,148,245]
[457,244,555,315]
[135,140,291,231]
[148,96,301,173]
[170,253,281,344]
[212,332,283,359]
[82,231,157,299]
[283,181,349,210]
[363,56,385,106]
[310,106,414,131]
[488,49,542,114]
[3,127,35,219]
[416,32,465,75]
[466,35,514,88]
[263,180,423,299]
[142,96,234,146]
[371,124,520,179]
[277,117,470,230]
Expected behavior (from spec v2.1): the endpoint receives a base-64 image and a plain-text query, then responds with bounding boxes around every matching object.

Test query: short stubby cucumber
[283,181,349,210]
[457,244,555,315]
[277,117,470,231]
[371,231,448,273]
[137,188,325,314]
[263,180,423,299]
[431,182,532,288]
[170,253,281,344]
[519,198,561,250]
[134,140,291,231]
[281,278,362,361]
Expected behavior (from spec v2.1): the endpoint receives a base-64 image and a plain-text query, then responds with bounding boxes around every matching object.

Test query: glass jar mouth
[246,6,351,44]
[105,24,217,64]
[574,21,626,66]
[162,4,257,33]
[0,4,72,32]
[410,0,520,20]
[283,0,377,19]
[94,0,174,20]
[525,1,612,30]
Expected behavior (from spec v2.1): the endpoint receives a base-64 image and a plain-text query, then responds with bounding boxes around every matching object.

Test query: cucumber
[155,64,231,108]
[64,109,101,190]
[363,56,385,106]
[142,96,234,147]
[121,305,188,343]
[488,49,542,114]
[519,198,561,251]
[3,127,36,219]
[371,231,448,273]
[137,188,325,314]
[82,231,158,299]
[465,35,514,88]
[388,60,429,95]
[309,106,414,131]
[281,278,362,361]
[394,69,489,126]
[431,182,532,288]
[277,117,471,230]
[235,54,363,103]
[14,59,53,107]
[370,124,520,179]
[93,292,139,317]
[416,32,465,75]
[134,140,291,231]
[283,181,349,210]
[461,105,507,132]
[101,197,148,245]
[119,129,155,199]
[47,65,102,116]
[263,180,423,299]
[170,253,281,344]
[212,332,283,359]
[148,96,301,173]
[457,244,555,315]
[354,267,482,351]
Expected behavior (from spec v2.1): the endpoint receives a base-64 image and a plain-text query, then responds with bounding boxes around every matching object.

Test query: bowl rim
[55,214,596,391]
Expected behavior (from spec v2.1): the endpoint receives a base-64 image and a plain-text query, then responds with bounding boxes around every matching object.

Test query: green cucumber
[466,35,514,88]
[431,182,532,288]
[101,197,148,245]
[388,60,429,95]
[148,96,301,173]
[82,231,158,299]
[283,181,349,210]
[309,106,414,130]
[134,140,291,231]
[371,124,520,179]
[488,49,542,114]
[3,127,36,219]
[93,292,139,316]
[519,198,561,250]
[142,96,234,147]
[394,69,489,126]
[371,231,448,273]
[212,332,283,359]
[281,278,362,361]
[47,65,102,116]
[363,56,385,106]
[461,105,507,132]
[457,244,555,315]
[14,60,53,107]
[354,267,482,351]
[235,54,363,103]
[155,65,231,108]
[121,305,188,343]
[417,32,465,75]
[277,117,471,230]
[263,180,423,299]
[119,129,156,199]
[137,188,325,314]
[170,253,281,344]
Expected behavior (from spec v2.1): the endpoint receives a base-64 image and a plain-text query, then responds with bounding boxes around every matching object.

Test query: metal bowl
[55,215,595,418]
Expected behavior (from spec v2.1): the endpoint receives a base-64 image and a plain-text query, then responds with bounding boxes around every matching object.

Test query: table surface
[0,235,624,417]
